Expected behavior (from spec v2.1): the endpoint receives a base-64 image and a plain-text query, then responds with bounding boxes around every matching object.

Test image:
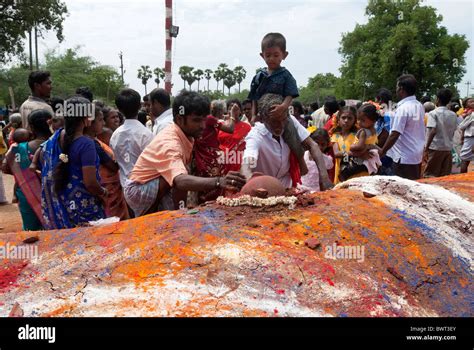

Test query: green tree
[233,66,247,93]
[178,65,194,90]
[0,48,124,106]
[137,65,152,95]
[193,69,204,91]
[0,0,68,64]
[215,63,228,94]
[337,0,469,100]
[223,69,236,95]
[299,73,340,105]
[153,67,165,88]
[204,69,213,91]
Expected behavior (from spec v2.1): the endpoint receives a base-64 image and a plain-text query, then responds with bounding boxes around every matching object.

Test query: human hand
[230,103,240,120]
[220,171,247,191]
[269,104,288,119]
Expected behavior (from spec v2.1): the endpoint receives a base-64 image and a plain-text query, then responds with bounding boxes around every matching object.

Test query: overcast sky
[35,0,473,98]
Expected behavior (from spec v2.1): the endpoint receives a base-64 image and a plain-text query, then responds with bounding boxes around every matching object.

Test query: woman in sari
[3,110,52,230]
[217,99,251,174]
[40,96,106,229]
[84,105,129,220]
[193,100,236,202]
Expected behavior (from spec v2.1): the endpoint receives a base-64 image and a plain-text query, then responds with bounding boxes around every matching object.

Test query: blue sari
[41,129,105,229]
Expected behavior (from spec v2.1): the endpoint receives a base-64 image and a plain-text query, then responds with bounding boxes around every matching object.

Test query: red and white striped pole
[164,0,173,94]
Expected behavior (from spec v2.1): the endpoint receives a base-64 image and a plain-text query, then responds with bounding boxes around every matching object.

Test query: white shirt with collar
[153,108,174,136]
[387,95,425,164]
[110,118,154,188]
[243,115,310,188]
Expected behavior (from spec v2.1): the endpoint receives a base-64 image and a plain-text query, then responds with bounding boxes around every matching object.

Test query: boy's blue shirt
[248,66,299,101]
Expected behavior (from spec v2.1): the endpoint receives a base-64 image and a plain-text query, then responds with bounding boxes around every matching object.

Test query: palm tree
[216,63,228,94]
[193,69,204,91]
[213,70,222,92]
[137,65,153,95]
[204,69,213,91]
[233,66,247,93]
[223,69,236,95]
[186,73,197,90]
[178,66,194,90]
[153,67,165,88]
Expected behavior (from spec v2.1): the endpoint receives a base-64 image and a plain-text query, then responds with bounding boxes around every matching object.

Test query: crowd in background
[0,32,473,232]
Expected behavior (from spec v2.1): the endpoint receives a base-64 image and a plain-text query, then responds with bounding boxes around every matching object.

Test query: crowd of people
[0,32,473,232]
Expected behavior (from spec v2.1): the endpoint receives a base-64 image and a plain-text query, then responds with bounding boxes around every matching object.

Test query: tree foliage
[337,0,469,99]
[299,73,340,105]
[0,48,124,106]
[0,0,68,64]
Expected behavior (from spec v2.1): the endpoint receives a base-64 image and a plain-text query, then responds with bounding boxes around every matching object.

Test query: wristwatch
[215,177,221,188]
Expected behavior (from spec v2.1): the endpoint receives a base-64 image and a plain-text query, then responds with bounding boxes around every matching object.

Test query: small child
[12,128,31,144]
[339,103,381,181]
[7,113,22,146]
[248,32,308,178]
[300,129,334,191]
[97,127,114,146]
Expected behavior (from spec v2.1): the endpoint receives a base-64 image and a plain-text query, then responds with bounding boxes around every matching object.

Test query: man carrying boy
[248,32,309,179]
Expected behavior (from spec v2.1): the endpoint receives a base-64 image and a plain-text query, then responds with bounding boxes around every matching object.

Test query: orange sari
[96,139,130,220]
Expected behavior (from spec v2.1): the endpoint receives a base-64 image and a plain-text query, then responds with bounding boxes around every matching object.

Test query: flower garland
[216,195,297,209]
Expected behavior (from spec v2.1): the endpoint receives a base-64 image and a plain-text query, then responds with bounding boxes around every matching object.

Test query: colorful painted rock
[240,173,286,198]
[0,173,472,317]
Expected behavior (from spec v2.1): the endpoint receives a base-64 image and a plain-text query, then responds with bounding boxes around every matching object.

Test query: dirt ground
[0,174,23,233]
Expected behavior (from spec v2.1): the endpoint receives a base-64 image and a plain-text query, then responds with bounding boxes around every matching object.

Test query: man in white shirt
[110,89,154,189]
[311,97,339,129]
[241,93,333,190]
[19,71,54,130]
[380,74,425,180]
[424,88,458,177]
[149,88,173,136]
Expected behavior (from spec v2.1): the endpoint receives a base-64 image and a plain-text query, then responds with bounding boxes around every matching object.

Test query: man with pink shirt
[124,91,246,217]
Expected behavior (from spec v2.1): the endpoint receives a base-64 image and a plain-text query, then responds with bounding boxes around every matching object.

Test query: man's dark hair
[76,87,93,102]
[436,88,453,106]
[115,88,141,119]
[291,100,304,115]
[310,102,319,111]
[143,94,150,102]
[397,74,417,96]
[28,71,51,91]
[261,32,286,52]
[420,96,432,104]
[173,91,210,122]
[324,96,339,115]
[137,110,148,126]
[227,98,242,111]
[338,100,346,108]
[49,97,64,114]
[376,88,392,104]
[242,99,251,106]
[149,88,171,109]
